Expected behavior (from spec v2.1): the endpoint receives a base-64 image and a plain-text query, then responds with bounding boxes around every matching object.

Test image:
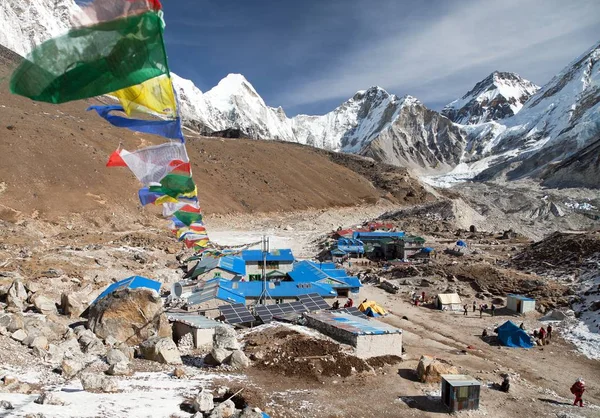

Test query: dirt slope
[0,45,430,223]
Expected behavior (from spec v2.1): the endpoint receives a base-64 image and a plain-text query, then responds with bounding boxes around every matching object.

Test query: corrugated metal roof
[186,278,246,305]
[220,280,337,298]
[93,276,161,304]
[289,261,362,290]
[218,256,246,275]
[167,313,223,329]
[507,294,535,301]
[353,231,406,239]
[241,249,295,262]
[306,311,402,336]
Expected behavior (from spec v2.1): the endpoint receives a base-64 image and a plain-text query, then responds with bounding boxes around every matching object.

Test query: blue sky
[161,0,600,116]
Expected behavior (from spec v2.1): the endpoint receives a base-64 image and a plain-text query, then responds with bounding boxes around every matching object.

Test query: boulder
[78,333,106,356]
[0,400,13,410]
[80,373,119,393]
[416,355,459,384]
[106,362,131,376]
[173,367,186,379]
[61,292,85,318]
[28,336,49,351]
[117,343,135,361]
[61,359,84,379]
[192,388,214,413]
[227,350,250,369]
[139,337,182,365]
[11,329,27,342]
[32,295,58,315]
[206,347,232,366]
[87,288,171,346]
[6,314,24,332]
[58,338,82,360]
[0,314,12,328]
[104,335,119,348]
[106,348,128,366]
[34,392,68,406]
[213,325,240,351]
[6,280,27,311]
[209,400,236,418]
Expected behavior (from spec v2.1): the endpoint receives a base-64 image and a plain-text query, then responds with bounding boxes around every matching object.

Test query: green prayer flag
[10,11,168,104]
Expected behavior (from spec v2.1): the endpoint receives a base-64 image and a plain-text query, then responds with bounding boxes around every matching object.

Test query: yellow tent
[358,300,387,316]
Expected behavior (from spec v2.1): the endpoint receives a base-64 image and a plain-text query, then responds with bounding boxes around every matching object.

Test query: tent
[436,293,462,311]
[496,321,533,348]
[358,300,387,317]
[456,240,467,247]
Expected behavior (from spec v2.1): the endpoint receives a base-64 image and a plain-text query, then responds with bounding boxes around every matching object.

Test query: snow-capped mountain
[467,41,600,182]
[442,72,539,125]
[172,73,296,141]
[0,0,77,57]
[1,0,599,188]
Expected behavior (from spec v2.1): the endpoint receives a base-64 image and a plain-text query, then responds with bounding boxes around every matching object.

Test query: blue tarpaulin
[496,320,533,348]
[456,240,467,247]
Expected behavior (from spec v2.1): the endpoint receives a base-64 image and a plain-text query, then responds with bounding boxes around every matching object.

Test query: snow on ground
[0,370,244,418]
[559,267,600,360]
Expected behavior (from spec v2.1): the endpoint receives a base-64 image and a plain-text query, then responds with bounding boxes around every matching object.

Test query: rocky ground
[0,200,599,417]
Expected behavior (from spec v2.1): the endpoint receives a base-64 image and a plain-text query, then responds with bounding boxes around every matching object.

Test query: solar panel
[339,307,367,318]
[297,293,330,311]
[254,302,308,323]
[289,301,308,313]
[218,303,255,324]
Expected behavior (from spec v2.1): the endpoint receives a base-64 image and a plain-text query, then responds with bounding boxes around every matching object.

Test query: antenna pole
[259,235,271,305]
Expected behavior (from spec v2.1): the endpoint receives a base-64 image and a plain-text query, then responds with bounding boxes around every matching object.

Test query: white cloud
[274,0,600,109]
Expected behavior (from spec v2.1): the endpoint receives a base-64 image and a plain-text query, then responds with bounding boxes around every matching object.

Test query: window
[213,272,221,278]
[265,261,279,270]
[249,274,262,281]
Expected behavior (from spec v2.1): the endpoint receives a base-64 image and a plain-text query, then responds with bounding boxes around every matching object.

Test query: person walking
[472,301,477,312]
[463,304,468,316]
[491,304,496,317]
[547,324,553,341]
[539,326,546,345]
[479,304,484,318]
[570,378,586,407]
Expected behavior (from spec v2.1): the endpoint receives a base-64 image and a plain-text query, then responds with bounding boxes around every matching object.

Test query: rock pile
[186,387,265,418]
[204,325,249,369]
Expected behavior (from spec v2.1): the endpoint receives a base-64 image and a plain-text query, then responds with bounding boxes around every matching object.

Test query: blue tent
[496,321,533,348]
[93,276,161,305]
[456,240,467,248]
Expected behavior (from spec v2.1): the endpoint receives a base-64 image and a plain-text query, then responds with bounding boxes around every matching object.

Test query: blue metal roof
[186,278,246,305]
[289,261,361,290]
[507,294,535,301]
[218,256,246,275]
[352,231,405,239]
[220,280,337,298]
[306,311,402,336]
[94,276,161,304]
[241,249,295,262]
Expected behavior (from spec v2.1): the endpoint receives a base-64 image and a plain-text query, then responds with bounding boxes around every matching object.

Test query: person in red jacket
[571,378,586,407]
[343,298,353,308]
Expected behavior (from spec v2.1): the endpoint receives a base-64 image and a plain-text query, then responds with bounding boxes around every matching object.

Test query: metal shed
[441,374,481,412]
[506,294,536,314]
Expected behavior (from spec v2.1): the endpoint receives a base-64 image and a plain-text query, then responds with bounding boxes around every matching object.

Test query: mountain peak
[442,71,539,125]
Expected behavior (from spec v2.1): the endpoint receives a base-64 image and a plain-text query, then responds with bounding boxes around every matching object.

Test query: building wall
[304,315,403,359]
[355,333,403,359]
[172,322,215,349]
[197,268,237,282]
[521,299,536,313]
[245,261,294,276]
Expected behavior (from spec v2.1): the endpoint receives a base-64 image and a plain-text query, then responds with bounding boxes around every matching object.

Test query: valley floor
[0,201,599,417]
